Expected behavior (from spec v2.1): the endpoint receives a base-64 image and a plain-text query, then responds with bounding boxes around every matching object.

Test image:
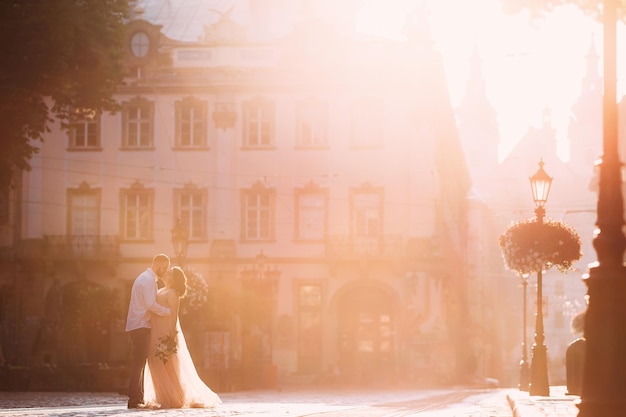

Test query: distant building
[456,38,601,385]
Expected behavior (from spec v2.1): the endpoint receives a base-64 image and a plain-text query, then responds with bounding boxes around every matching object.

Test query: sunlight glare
[356,0,602,161]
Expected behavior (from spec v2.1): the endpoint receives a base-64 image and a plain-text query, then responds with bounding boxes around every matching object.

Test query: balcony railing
[43,235,119,259]
[325,235,404,259]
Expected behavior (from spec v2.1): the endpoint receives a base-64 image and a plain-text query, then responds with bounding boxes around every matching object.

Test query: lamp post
[578,0,626,415]
[170,218,189,265]
[528,159,552,397]
[519,274,530,392]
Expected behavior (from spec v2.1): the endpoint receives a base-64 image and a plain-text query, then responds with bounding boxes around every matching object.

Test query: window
[68,112,100,149]
[351,98,383,148]
[120,181,154,240]
[174,184,207,241]
[241,181,274,241]
[130,31,150,58]
[243,97,275,148]
[296,99,328,148]
[351,188,383,238]
[298,283,322,373]
[68,183,100,236]
[175,97,208,148]
[295,183,327,241]
[122,97,154,149]
[330,185,383,255]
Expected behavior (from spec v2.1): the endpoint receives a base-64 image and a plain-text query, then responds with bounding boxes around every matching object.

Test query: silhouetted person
[566,310,585,395]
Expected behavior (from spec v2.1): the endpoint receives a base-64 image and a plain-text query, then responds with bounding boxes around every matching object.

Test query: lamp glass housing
[171,219,189,260]
[529,160,553,208]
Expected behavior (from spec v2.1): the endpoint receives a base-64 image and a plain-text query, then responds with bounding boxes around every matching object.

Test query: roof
[130,0,301,43]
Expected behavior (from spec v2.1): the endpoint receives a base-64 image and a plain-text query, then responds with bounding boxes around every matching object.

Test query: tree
[0,0,129,190]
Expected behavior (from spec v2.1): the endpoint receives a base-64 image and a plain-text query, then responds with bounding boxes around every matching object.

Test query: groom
[125,253,172,409]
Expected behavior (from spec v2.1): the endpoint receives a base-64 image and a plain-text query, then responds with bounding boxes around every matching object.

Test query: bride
[144,266,222,409]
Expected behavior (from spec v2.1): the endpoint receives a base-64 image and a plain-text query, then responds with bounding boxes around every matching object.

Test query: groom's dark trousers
[128,328,150,407]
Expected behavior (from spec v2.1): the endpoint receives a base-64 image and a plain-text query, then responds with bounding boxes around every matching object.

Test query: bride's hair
[169,266,188,298]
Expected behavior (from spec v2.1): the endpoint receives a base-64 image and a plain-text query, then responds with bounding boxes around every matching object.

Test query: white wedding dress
[144,288,222,409]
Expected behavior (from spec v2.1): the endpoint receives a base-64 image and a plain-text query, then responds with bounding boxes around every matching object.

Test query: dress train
[144,312,221,409]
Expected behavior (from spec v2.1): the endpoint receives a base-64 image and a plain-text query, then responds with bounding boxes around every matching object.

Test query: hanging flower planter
[180,268,209,324]
[498,217,582,275]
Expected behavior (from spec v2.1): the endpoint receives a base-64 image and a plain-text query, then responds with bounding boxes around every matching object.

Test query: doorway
[337,286,394,383]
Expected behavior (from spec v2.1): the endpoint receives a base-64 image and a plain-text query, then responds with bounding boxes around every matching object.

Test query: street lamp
[528,159,552,397]
[519,274,530,392]
[578,1,626,415]
[171,218,189,265]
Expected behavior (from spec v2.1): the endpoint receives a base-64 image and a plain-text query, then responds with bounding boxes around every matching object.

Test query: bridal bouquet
[155,332,178,364]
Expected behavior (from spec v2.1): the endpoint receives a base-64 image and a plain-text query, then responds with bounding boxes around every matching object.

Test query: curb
[506,386,579,417]
[507,393,546,417]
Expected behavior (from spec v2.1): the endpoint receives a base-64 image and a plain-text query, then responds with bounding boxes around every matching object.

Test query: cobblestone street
[0,388,516,416]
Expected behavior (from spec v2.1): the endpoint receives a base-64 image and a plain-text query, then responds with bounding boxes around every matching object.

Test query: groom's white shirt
[125,267,171,332]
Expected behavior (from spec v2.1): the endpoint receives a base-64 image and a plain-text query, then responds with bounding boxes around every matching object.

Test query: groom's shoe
[128,402,146,409]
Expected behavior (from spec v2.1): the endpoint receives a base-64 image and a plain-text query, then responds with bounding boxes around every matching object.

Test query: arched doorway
[337,285,395,384]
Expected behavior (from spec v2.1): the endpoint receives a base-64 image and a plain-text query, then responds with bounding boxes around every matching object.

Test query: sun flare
[355,0,602,161]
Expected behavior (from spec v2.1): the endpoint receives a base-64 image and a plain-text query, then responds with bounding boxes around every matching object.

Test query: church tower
[568,37,602,178]
[455,45,500,188]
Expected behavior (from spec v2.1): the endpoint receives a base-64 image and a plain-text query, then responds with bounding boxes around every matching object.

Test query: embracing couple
[125,253,222,409]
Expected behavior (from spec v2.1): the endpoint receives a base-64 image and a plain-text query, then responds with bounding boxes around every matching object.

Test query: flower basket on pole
[498,217,582,276]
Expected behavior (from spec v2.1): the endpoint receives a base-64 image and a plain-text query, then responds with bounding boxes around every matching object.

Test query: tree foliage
[0,0,129,190]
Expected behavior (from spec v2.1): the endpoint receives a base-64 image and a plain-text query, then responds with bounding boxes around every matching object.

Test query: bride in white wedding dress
[144,266,222,409]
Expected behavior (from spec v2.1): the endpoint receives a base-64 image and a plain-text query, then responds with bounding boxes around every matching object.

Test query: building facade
[0,2,489,390]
